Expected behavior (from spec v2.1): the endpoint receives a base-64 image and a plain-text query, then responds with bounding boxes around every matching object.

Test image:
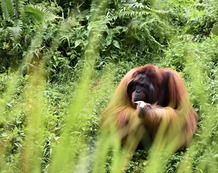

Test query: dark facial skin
[128,73,154,105]
[132,84,148,102]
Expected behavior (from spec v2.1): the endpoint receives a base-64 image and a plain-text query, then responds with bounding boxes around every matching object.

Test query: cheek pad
[148,84,155,103]
[126,79,135,100]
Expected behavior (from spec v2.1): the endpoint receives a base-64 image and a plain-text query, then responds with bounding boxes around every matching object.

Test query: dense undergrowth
[0,0,217,172]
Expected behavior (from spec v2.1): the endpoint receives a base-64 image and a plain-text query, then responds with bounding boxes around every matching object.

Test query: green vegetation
[0,0,217,172]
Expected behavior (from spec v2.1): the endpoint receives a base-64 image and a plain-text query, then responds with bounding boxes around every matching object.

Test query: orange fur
[100,64,198,152]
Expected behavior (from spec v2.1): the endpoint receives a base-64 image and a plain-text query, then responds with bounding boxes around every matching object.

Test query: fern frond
[0,0,14,20]
[23,5,58,23]
[7,25,22,41]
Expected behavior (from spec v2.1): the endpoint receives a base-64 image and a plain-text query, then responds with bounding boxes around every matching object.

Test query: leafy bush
[0,0,218,172]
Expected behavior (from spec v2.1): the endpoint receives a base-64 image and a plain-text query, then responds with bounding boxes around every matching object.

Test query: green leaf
[0,0,15,20]
[112,40,120,49]
[23,5,57,23]
[75,40,81,48]
[211,24,218,36]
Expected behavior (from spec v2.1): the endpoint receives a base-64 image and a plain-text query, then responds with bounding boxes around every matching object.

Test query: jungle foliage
[0,0,217,172]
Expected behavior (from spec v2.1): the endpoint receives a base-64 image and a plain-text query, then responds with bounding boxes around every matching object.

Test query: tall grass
[0,0,217,173]
[49,1,109,171]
